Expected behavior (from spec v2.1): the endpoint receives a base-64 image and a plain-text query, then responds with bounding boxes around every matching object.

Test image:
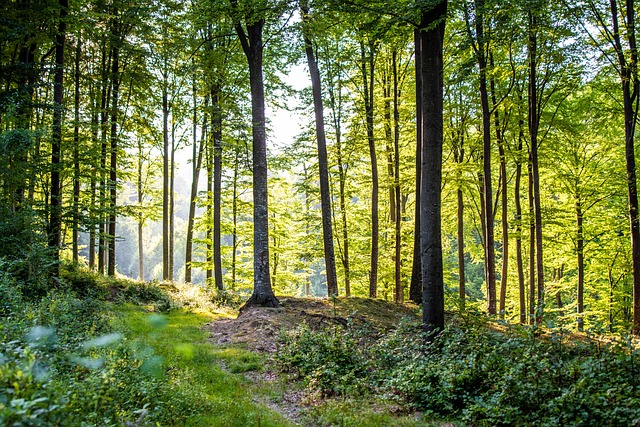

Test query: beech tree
[229,0,284,308]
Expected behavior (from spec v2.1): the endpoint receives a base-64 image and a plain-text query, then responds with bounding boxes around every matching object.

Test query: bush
[276,322,372,397]
[277,312,640,426]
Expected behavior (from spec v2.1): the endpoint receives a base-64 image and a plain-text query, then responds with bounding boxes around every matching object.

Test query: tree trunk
[169,122,175,281]
[185,85,207,285]
[301,2,338,297]
[89,93,98,270]
[608,0,640,335]
[528,157,536,325]
[98,44,111,275]
[72,34,81,263]
[528,10,545,323]
[360,40,379,299]
[420,0,447,337]
[137,139,144,280]
[490,63,509,318]
[327,69,350,296]
[393,50,403,303]
[232,153,239,290]
[107,43,119,277]
[162,82,169,281]
[577,195,584,331]
[212,87,224,290]
[49,0,67,277]
[473,0,497,315]
[410,29,423,305]
[234,11,279,309]
[515,133,526,324]
[185,81,199,284]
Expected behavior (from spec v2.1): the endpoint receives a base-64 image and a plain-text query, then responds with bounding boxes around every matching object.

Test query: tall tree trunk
[327,69,350,296]
[232,152,239,290]
[89,89,98,270]
[608,0,640,335]
[360,40,379,299]
[515,132,526,324]
[206,104,213,285]
[393,50,403,303]
[49,0,67,278]
[420,0,447,337]
[528,157,536,324]
[577,194,584,331]
[72,34,81,263]
[233,10,279,308]
[107,43,119,277]
[383,64,395,224]
[169,122,175,281]
[212,87,224,290]
[137,138,144,280]
[528,9,545,323]
[185,81,198,284]
[301,2,338,296]
[98,45,112,275]
[185,83,206,284]
[473,0,497,315]
[410,29,423,305]
[162,81,170,281]
[493,89,509,318]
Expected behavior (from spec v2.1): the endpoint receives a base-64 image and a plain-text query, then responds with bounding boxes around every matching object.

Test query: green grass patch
[114,304,295,427]
[302,399,447,427]
[212,347,264,373]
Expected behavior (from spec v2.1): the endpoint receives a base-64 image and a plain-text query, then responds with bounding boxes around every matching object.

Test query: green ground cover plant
[276,312,640,427]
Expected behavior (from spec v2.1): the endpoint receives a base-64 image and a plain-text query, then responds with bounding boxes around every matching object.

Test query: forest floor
[206,296,418,352]
[202,297,443,427]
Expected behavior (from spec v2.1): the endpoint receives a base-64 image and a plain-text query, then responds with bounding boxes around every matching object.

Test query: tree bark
[393,50,403,303]
[410,29,423,305]
[360,40,379,299]
[212,87,224,291]
[528,157,536,324]
[515,132,526,324]
[72,34,81,263]
[577,195,584,331]
[528,9,545,323]
[162,79,170,281]
[490,62,509,318]
[608,0,640,335]
[474,0,497,315]
[137,138,144,280]
[327,63,350,296]
[420,0,447,337]
[98,44,111,275]
[107,42,119,277]
[233,8,279,309]
[301,2,338,297]
[49,0,67,277]
[185,80,199,284]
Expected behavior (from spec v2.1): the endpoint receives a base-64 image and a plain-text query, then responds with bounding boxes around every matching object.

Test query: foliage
[277,311,640,426]
[275,321,371,397]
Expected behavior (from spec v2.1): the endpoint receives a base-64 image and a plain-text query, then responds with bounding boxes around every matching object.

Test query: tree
[420,0,448,337]
[230,0,281,308]
[300,0,339,296]
[48,0,68,277]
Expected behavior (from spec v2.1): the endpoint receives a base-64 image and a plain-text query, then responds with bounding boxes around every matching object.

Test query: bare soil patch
[205,296,419,353]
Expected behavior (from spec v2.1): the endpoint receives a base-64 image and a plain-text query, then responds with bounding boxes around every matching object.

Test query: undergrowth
[276,313,640,427]
[0,261,287,426]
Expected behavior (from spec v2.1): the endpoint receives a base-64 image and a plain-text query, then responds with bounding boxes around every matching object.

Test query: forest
[3,0,640,425]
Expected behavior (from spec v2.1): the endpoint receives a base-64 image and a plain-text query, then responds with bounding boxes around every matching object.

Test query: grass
[113,303,295,427]
[303,400,452,427]
[112,302,449,427]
